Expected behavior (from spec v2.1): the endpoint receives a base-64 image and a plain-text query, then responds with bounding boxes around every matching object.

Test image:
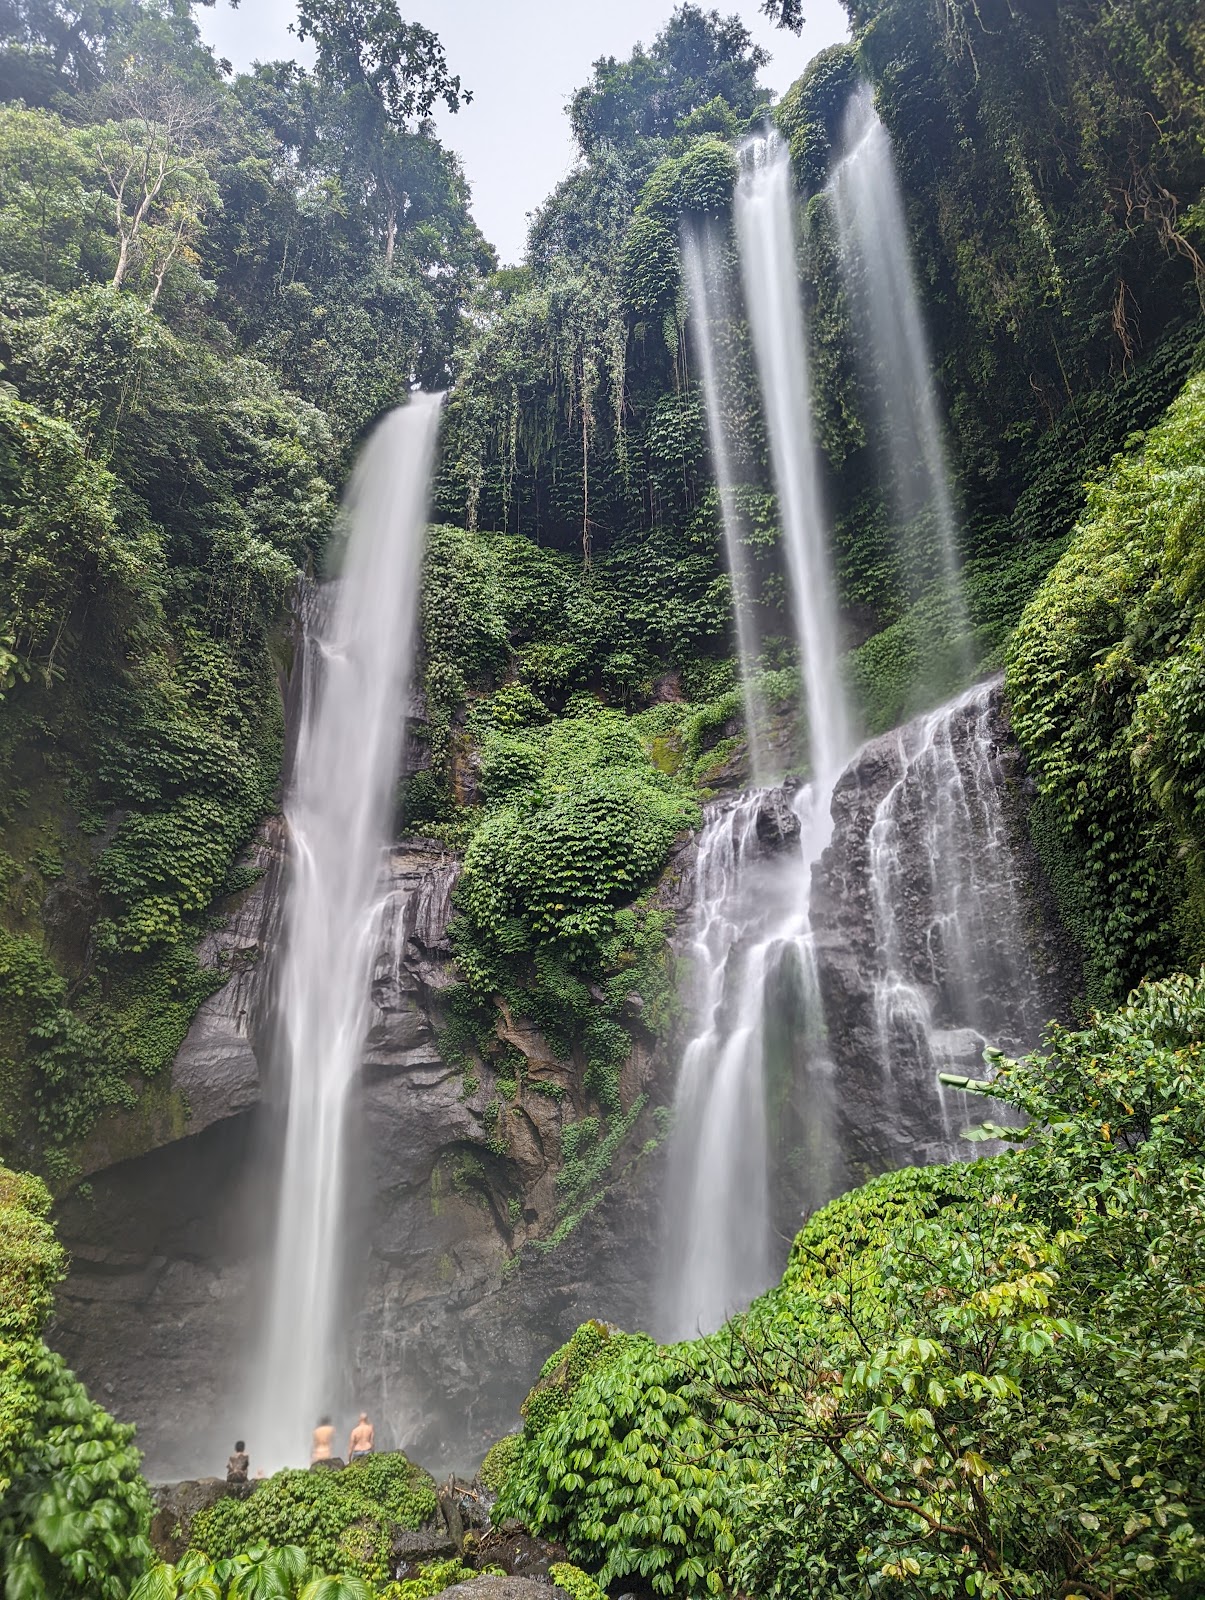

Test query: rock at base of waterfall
[150,1477,251,1561]
[470,1527,570,1581]
[392,1520,458,1574]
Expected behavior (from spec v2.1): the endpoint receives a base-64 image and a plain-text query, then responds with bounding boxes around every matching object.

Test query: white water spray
[829,83,969,647]
[681,221,771,784]
[863,679,1043,1156]
[736,130,851,788]
[250,397,442,1466]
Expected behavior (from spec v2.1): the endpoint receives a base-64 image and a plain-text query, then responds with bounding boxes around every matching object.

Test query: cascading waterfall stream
[659,788,835,1339]
[861,679,1045,1158]
[681,221,771,785]
[828,83,970,659]
[662,136,853,1338]
[249,396,442,1467]
[736,130,851,790]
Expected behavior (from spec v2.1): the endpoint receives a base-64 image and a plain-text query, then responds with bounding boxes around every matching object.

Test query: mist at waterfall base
[828,82,972,686]
[246,396,442,1469]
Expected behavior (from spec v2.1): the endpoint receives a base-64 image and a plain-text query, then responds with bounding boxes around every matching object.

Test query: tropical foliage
[498,970,1205,1598]
[0,1163,152,1599]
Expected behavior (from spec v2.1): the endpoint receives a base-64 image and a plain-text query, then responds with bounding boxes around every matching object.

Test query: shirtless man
[311,1416,335,1463]
[226,1440,249,1483]
[348,1412,374,1461]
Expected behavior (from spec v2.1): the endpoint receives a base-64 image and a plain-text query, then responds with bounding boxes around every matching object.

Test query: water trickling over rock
[810,678,1072,1177]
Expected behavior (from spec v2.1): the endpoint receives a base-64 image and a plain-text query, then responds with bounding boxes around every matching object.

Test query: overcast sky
[198,0,849,264]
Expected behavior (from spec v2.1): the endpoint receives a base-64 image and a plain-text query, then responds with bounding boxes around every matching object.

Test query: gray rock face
[434,1583,569,1600]
[52,833,663,1479]
[171,823,285,1140]
[804,680,1078,1190]
[50,679,1078,1485]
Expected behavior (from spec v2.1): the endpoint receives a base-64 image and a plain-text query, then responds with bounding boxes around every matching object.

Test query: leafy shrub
[190,1455,437,1583]
[477,1433,523,1495]
[548,1562,608,1600]
[130,1545,374,1600]
[0,1164,153,1598]
[1007,370,1205,1000]
[499,971,1205,1598]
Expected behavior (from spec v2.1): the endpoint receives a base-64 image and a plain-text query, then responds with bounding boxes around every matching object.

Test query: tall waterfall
[828,83,969,652]
[681,222,771,784]
[662,135,853,1338]
[249,397,442,1466]
[736,130,851,788]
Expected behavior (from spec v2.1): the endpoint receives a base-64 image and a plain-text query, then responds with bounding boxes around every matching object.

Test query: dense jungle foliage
[0,1163,151,1597]
[0,0,490,1171]
[491,969,1205,1600]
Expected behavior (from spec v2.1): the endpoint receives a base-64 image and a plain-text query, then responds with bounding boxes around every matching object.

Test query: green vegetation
[132,1546,373,1600]
[190,1455,437,1584]
[0,1163,152,1598]
[0,0,490,1168]
[499,970,1205,1597]
[1007,368,1205,1004]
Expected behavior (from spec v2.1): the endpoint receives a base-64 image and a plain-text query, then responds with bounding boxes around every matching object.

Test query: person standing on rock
[348,1413,374,1461]
[226,1440,249,1483]
[311,1417,335,1463]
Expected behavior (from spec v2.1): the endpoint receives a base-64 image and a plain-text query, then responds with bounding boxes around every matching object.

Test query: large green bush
[1007,368,1205,1001]
[190,1455,437,1584]
[0,1164,153,1597]
[499,970,1205,1598]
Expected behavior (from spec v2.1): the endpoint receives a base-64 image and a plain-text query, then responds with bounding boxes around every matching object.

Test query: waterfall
[828,82,969,656]
[661,133,855,1337]
[859,680,1045,1158]
[249,396,442,1467]
[735,130,851,790]
[658,788,835,1339]
[681,221,771,784]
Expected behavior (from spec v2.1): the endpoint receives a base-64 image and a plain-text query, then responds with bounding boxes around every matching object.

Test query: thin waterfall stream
[248,396,442,1467]
[828,83,970,664]
[681,222,771,785]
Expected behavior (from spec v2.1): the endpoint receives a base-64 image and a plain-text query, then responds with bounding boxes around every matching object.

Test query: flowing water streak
[828,83,969,648]
[735,131,851,788]
[681,221,771,784]
[251,397,442,1466]
[662,135,854,1339]
[865,680,1043,1155]
[659,785,836,1339]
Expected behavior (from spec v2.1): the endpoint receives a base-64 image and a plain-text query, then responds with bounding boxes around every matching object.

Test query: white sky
[199,0,850,263]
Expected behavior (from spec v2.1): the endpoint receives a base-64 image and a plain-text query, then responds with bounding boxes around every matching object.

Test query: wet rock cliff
[50,679,1078,1479]
[52,826,669,1478]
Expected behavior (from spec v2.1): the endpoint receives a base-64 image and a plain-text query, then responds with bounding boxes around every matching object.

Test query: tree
[569,4,769,155]
[0,1166,153,1599]
[294,0,469,266]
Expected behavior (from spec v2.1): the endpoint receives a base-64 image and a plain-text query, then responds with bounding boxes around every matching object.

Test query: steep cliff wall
[50,680,1076,1478]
